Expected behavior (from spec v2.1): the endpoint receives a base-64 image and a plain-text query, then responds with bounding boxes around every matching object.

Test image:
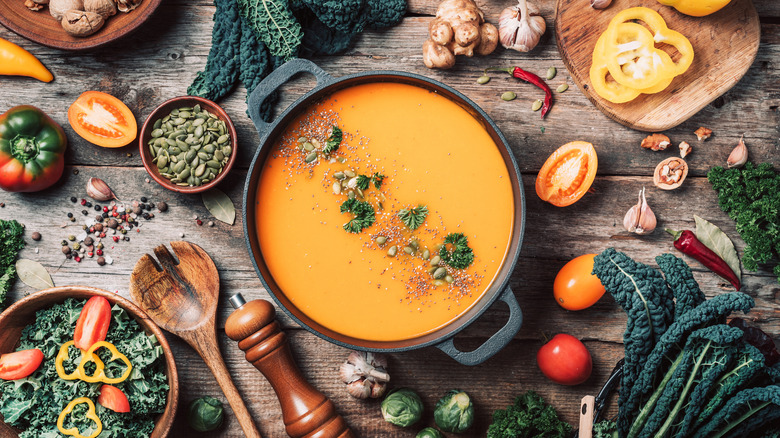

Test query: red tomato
[98,384,131,413]
[537,334,593,385]
[536,141,598,207]
[0,348,44,380]
[67,91,137,148]
[73,296,112,350]
[554,254,606,311]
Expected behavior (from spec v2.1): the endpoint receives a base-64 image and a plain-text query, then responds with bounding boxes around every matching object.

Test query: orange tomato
[68,91,137,148]
[554,254,606,310]
[536,141,598,207]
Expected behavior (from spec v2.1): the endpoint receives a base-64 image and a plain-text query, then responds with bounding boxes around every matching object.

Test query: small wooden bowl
[0,286,178,438]
[0,0,163,51]
[139,96,238,194]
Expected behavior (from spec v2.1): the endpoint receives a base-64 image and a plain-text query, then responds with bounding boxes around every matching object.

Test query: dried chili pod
[485,67,554,118]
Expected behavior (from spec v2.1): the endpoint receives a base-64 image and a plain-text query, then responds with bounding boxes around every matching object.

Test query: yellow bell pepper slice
[606,7,694,76]
[57,397,103,438]
[55,341,82,381]
[602,22,677,90]
[657,0,732,17]
[77,341,133,384]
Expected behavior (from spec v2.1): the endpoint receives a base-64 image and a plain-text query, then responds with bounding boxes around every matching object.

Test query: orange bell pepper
[57,397,103,438]
[0,38,53,82]
[657,0,732,17]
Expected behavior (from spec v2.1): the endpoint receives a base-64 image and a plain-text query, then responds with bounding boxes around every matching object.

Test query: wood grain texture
[555,0,760,131]
[0,0,163,50]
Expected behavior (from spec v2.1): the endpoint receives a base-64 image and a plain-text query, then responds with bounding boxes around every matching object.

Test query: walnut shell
[61,9,104,37]
[653,157,688,190]
[83,0,116,19]
[116,0,142,13]
[49,0,83,21]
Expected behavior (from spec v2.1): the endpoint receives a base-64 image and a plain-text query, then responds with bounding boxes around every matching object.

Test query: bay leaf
[15,259,54,290]
[202,188,235,225]
[694,215,741,281]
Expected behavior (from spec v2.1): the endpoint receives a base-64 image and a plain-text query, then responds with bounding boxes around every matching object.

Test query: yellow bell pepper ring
[602,22,678,90]
[57,397,103,438]
[55,341,82,381]
[77,341,133,384]
[657,0,732,17]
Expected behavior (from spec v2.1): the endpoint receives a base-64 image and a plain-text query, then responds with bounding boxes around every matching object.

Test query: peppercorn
[70,217,76,222]
[84,237,94,246]
[67,212,73,218]
[112,236,119,242]
[73,243,81,251]
[123,236,130,241]
[82,210,88,215]
[96,249,103,256]
[157,202,168,212]
[142,213,150,220]
[102,212,109,218]
[68,235,76,241]
[96,242,104,249]
[97,256,106,266]
[31,232,41,241]
[80,199,86,205]
[61,240,68,246]
[74,256,81,262]
[94,223,104,232]
[95,215,103,222]
[62,245,70,254]
[70,197,77,203]
[107,219,118,229]
[133,206,142,215]
[140,196,147,202]
[85,202,92,208]
[71,250,79,257]
[148,203,155,209]
[196,219,203,226]
[94,205,101,211]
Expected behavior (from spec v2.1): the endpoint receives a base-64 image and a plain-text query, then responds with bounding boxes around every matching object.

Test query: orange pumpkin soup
[255,82,514,341]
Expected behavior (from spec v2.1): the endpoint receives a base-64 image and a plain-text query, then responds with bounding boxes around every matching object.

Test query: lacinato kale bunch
[592,248,780,438]
[708,162,780,283]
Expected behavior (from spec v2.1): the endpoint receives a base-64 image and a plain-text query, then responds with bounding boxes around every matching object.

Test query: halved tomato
[0,348,44,380]
[536,141,598,207]
[68,91,137,148]
[98,384,131,413]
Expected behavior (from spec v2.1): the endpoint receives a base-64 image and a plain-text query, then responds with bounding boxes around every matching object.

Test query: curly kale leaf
[656,253,706,320]
[708,163,780,282]
[635,325,744,438]
[237,0,303,61]
[0,219,25,309]
[592,248,675,430]
[487,390,572,438]
[621,292,755,436]
[593,420,617,438]
[693,385,780,438]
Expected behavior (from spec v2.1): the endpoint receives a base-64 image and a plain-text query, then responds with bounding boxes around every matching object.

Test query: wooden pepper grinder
[225,294,355,438]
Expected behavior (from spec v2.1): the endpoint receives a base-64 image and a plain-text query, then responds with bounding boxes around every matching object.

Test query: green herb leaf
[202,188,236,225]
[372,172,386,189]
[398,205,428,231]
[324,126,343,155]
[356,174,371,191]
[236,0,303,61]
[694,215,741,282]
[0,219,25,308]
[439,233,474,269]
[341,198,375,233]
[15,259,53,291]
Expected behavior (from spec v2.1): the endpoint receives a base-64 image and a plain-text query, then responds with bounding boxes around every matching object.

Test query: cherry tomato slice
[74,296,112,351]
[554,254,606,311]
[536,141,598,207]
[0,348,44,380]
[68,91,137,148]
[537,334,593,385]
[98,384,131,413]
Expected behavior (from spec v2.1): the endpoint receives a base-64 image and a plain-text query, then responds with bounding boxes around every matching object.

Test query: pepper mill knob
[225,294,354,438]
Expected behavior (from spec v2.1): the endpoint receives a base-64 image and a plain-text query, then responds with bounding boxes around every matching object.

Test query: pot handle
[434,287,523,366]
[248,58,334,137]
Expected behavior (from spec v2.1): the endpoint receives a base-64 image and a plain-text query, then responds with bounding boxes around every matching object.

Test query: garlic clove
[590,0,612,9]
[623,187,656,235]
[339,362,360,384]
[86,177,117,201]
[346,379,372,399]
[727,136,748,168]
[370,381,388,399]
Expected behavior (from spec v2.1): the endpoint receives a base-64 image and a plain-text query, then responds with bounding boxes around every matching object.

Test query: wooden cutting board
[554,0,760,132]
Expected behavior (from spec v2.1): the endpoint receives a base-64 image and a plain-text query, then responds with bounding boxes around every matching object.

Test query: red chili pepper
[486,67,554,118]
[666,229,741,290]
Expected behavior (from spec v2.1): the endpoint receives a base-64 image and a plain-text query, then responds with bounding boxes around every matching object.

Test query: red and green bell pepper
[0,105,67,192]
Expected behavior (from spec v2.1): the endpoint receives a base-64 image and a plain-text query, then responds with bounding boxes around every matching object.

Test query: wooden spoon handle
[187,329,263,438]
[225,298,354,438]
[578,395,596,438]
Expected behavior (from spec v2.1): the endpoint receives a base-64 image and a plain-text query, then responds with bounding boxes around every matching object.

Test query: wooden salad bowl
[0,0,163,51]
[0,286,178,438]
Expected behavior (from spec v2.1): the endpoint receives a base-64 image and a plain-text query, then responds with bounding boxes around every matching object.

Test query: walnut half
[641,133,671,151]
[61,9,104,37]
[653,157,688,190]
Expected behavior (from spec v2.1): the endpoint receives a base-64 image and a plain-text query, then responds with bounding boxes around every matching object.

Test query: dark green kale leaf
[439,232,474,269]
[693,385,780,438]
[656,254,706,321]
[340,198,375,233]
[0,219,25,309]
[237,0,303,61]
[187,0,241,101]
[487,390,572,438]
[593,420,617,438]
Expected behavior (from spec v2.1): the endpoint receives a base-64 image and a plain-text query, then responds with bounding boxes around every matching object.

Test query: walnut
[61,9,104,37]
[694,127,712,141]
[24,0,45,11]
[83,0,116,19]
[641,133,671,151]
[653,157,688,190]
[679,141,692,158]
[49,0,83,20]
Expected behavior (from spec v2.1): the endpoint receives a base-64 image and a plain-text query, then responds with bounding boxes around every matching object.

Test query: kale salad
[0,298,168,437]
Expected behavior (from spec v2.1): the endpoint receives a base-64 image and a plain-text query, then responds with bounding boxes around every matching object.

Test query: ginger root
[422,0,499,69]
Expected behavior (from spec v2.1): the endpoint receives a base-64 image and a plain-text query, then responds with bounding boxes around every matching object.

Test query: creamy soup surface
[255,82,515,341]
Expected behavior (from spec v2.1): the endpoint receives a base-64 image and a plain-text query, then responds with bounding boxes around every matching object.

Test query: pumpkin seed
[217,134,229,144]
[178,168,191,180]
[206,160,221,169]
[165,138,177,147]
[157,156,168,169]
[430,255,441,266]
[501,91,517,101]
[185,149,197,162]
[179,111,191,119]
[445,275,454,283]
[433,267,447,279]
[204,144,215,154]
[403,246,414,255]
[151,129,164,138]
[333,182,342,194]
[303,142,315,152]
[194,126,204,138]
[173,160,186,173]
[422,249,430,260]
[298,136,308,143]
[410,239,419,250]
[477,75,490,84]
[222,146,232,156]
[344,170,356,178]
[375,236,387,245]
[387,246,398,257]
[195,163,206,177]
[190,157,200,168]
[532,99,543,111]
[546,67,557,80]
[153,119,162,130]
[214,150,224,161]
[197,151,210,161]
[556,83,569,93]
[334,171,346,180]
[348,191,356,200]
[192,118,205,127]
[304,152,318,163]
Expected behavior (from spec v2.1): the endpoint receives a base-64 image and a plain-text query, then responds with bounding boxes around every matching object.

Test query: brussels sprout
[188,396,225,432]
[381,387,424,427]
[416,426,445,438]
[434,390,474,433]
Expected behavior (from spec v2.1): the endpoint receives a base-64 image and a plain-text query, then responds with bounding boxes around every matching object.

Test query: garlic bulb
[623,187,656,235]
[498,0,546,52]
[727,135,748,168]
[339,351,390,399]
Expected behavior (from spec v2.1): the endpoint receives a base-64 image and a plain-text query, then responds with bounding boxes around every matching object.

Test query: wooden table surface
[1,0,779,436]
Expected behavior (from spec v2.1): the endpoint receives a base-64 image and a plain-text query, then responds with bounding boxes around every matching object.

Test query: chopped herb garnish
[340,198,375,233]
[398,205,428,230]
[324,126,343,155]
[372,172,386,189]
[439,232,474,269]
[356,174,371,190]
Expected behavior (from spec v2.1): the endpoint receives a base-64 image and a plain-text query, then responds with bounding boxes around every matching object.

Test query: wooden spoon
[129,241,262,438]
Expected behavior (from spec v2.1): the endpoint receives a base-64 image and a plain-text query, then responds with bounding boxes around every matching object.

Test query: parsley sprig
[398,205,428,230]
[372,172,385,189]
[439,232,474,269]
[356,174,371,190]
[323,126,343,155]
[340,198,375,233]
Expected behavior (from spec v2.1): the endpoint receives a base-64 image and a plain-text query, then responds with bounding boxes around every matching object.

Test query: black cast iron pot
[243,59,525,366]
